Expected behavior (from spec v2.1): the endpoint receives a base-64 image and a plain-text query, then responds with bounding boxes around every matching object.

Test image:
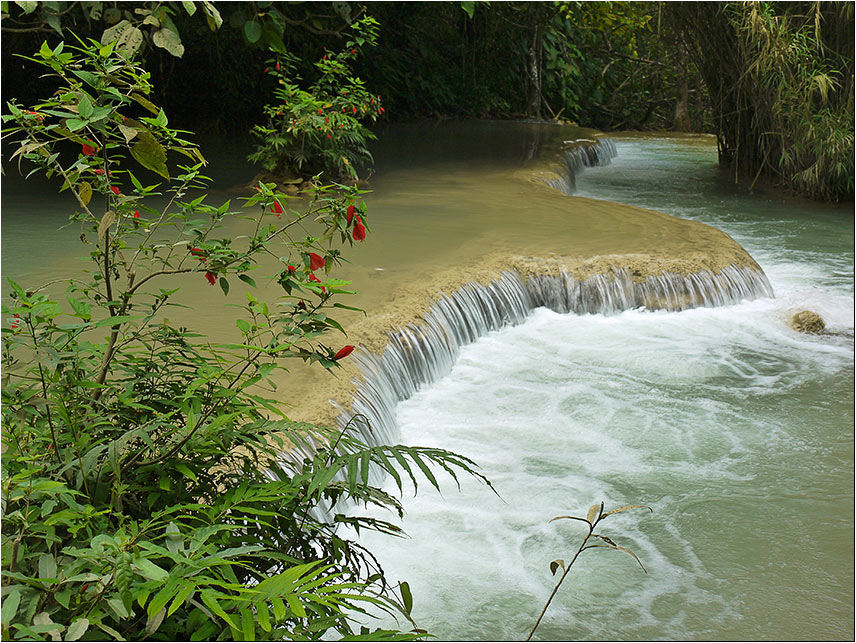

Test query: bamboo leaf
[400,581,413,614]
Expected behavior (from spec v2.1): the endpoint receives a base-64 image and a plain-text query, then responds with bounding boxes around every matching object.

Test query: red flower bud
[276,62,281,71]
[379,107,385,114]
[318,108,323,115]
[94,169,105,175]
[27,110,43,122]
[82,143,97,156]
[133,210,140,218]
[325,116,329,123]
[346,205,356,225]
[109,186,121,195]
[352,106,357,114]
[334,345,354,360]
[352,218,366,242]
[308,252,325,271]
[271,200,283,216]
[191,247,206,258]
[327,133,331,139]
[205,271,217,285]
[264,67,270,73]
[286,265,297,273]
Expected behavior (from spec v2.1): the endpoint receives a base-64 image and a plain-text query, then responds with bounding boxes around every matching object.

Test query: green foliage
[670,1,854,201]
[526,502,652,641]
[1,1,222,56]
[1,37,488,641]
[248,16,385,182]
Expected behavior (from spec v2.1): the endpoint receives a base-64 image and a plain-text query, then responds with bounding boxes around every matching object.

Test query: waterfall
[342,263,774,446]
[544,137,618,195]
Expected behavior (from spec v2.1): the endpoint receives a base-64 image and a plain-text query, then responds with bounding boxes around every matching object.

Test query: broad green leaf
[152,27,185,58]
[244,20,262,43]
[117,25,144,54]
[65,618,89,642]
[1,589,21,622]
[78,181,92,205]
[130,131,169,179]
[101,20,131,45]
[15,1,37,15]
[219,277,229,296]
[107,597,129,619]
[118,123,138,144]
[181,0,196,15]
[238,274,256,288]
[130,92,160,115]
[460,1,476,18]
[134,558,169,582]
[38,553,57,579]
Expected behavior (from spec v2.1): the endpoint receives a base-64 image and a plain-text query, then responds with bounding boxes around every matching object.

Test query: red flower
[318,108,323,115]
[191,247,206,261]
[109,186,121,195]
[286,265,297,273]
[334,345,354,360]
[308,252,325,271]
[308,273,326,292]
[325,116,329,123]
[94,168,105,175]
[27,110,43,122]
[271,200,283,216]
[264,67,270,73]
[346,205,356,225]
[205,271,217,285]
[132,210,140,218]
[379,107,385,115]
[327,133,331,139]
[342,107,346,113]
[10,314,21,332]
[82,143,97,156]
[352,217,366,242]
[276,62,281,71]
[352,106,357,114]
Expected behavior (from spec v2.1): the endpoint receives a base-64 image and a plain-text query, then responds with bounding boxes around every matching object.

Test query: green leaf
[65,618,90,642]
[130,130,169,179]
[38,553,57,580]
[200,590,237,629]
[152,27,185,58]
[219,277,229,296]
[460,1,476,18]
[236,319,250,334]
[134,558,169,582]
[238,274,256,288]
[66,117,88,132]
[255,600,271,633]
[181,0,196,15]
[400,581,413,615]
[15,1,37,15]
[107,597,129,619]
[244,20,262,43]
[240,607,255,641]
[1,589,21,623]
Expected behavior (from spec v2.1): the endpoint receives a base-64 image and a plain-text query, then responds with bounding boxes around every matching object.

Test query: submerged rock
[790,310,825,333]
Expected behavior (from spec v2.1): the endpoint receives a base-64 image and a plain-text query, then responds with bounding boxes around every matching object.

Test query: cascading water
[341,263,773,449]
[544,137,618,195]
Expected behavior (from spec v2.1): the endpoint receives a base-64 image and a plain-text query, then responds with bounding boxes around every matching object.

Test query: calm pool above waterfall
[2,122,852,641]
[342,130,854,641]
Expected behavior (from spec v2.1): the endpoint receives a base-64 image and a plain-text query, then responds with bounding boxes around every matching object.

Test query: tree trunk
[526,25,542,120]
[673,46,691,131]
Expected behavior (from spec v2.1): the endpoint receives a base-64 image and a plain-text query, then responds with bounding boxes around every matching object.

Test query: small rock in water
[790,310,825,334]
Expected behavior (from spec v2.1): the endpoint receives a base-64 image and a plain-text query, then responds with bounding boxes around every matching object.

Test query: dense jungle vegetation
[2,1,853,199]
[0,2,853,642]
